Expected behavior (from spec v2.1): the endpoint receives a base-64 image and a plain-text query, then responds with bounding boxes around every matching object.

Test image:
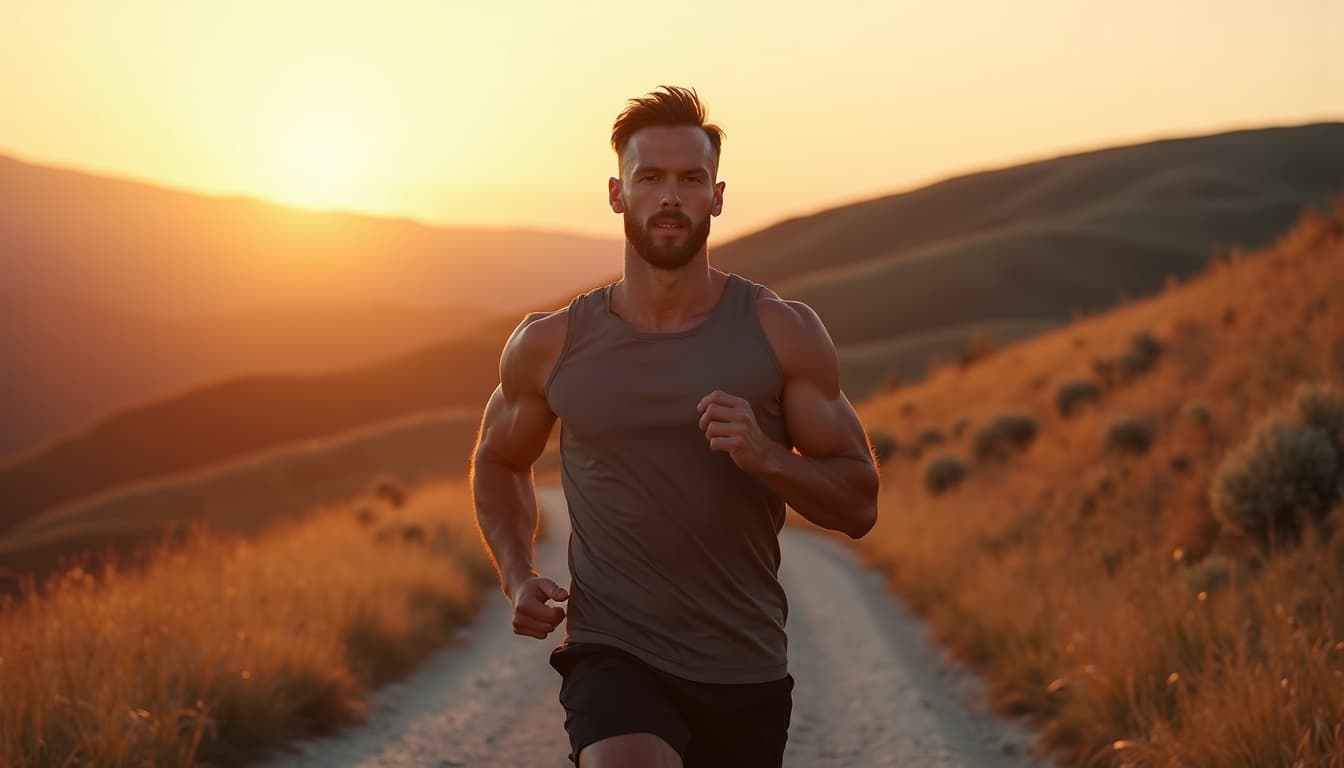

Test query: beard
[624,209,712,270]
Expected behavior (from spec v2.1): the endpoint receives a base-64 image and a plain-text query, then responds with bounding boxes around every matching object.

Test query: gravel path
[263,487,1041,767]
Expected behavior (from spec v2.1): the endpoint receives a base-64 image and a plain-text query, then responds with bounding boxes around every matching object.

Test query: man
[471,85,880,768]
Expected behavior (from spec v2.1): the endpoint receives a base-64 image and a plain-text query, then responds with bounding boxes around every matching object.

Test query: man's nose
[659,181,682,208]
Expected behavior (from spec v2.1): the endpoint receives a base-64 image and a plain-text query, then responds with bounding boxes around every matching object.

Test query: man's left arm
[696,297,880,539]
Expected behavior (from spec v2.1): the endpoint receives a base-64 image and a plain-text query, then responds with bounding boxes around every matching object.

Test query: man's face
[609,126,725,270]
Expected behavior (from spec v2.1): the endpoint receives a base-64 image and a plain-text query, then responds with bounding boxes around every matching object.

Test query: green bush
[1055,379,1102,417]
[923,454,968,494]
[1210,418,1341,548]
[973,412,1038,460]
[1105,416,1156,455]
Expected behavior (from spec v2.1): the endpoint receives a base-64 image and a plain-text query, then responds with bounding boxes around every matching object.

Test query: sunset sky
[5,1,1341,242]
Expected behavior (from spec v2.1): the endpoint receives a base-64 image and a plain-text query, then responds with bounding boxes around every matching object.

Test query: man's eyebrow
[631,165,710,177]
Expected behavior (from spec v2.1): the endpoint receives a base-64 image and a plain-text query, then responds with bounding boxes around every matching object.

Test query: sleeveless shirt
[544,272,792,684]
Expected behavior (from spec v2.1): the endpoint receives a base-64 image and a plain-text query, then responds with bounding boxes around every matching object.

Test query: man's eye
[640,174,658,182]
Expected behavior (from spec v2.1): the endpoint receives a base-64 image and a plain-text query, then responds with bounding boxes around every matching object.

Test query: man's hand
[510,576,569,640]
[697,390,782,475]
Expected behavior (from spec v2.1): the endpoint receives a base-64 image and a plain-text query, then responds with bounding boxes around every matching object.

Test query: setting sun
[267,113,370,209]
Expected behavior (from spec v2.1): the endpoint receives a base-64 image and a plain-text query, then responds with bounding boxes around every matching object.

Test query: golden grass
[0,481,495,767]
[857,204,1344,767]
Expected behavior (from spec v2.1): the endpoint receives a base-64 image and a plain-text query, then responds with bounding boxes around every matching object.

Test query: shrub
[973,413,1038,460]
[1181,401,1214,428]
[1294,382,1344,446]
[1091,330,1164,386]
[917,428,945,447]
[869,430,900,464]
[1055,379,1102,417]
[1105,416,1156,455]
[1183,554,1235,597]
[923,455,968,495]
[1210,418,1341,548]
[372,477,407,508]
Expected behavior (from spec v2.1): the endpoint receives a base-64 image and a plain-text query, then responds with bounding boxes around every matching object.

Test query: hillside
[3,123,1340,535]
[710,123,1344,389]
[1,294,495,460]
[852,205,1344,765]
[0,153,617,456]
[0,408,482,594]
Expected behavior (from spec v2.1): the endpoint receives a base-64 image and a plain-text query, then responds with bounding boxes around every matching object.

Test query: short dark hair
[611,85,724,165]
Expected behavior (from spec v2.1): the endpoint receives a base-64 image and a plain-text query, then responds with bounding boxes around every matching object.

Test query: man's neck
[613,250,727,333]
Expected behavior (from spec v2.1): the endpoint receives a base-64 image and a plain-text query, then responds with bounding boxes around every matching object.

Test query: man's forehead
[621,126,716,172]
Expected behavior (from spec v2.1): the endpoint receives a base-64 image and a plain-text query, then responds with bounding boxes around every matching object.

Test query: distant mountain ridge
[2,122,1341,531]
[1,154,620,457]
[0,153,620,316]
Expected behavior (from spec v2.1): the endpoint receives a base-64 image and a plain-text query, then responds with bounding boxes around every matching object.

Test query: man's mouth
[651,218,687,231]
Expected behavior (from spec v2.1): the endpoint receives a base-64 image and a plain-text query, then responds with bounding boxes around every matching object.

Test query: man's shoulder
[507,306,570,360]
[752,291,835,380]
[753,292,828,344]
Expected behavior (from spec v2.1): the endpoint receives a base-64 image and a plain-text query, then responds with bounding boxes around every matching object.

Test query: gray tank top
[544,272,792,684]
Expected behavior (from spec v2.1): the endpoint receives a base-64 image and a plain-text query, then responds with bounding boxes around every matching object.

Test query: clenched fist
[510,576,569,639]
[697,389,781,475]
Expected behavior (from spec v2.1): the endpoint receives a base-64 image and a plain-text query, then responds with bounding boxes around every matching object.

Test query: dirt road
[264,486,1041,767]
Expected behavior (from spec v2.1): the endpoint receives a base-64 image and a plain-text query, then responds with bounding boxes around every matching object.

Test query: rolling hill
[2,123,1340,536]
[0,154,619,457]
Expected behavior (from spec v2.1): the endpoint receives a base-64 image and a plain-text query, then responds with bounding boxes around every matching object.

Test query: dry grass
[0,481,494,767]
[857,203,1344,766]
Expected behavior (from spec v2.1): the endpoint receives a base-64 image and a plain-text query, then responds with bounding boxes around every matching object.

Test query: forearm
[470,454,541,598]
[756,444,878,538]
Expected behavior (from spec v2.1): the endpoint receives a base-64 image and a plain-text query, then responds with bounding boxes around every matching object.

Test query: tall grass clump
[0,482,492,768]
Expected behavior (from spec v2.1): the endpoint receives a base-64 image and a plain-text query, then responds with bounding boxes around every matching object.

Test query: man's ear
[711,180,725,216]
[608,176,626,214]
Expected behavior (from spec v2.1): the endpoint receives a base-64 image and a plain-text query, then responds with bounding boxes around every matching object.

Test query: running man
[471,85,880,768]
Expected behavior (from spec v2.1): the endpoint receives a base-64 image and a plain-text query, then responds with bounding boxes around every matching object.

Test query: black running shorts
[549,642,793,767]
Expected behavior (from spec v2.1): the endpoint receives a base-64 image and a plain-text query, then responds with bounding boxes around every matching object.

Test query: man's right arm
[469,310,569,639]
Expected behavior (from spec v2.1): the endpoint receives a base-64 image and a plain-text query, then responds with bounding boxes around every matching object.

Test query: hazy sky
[5,0,1341,242]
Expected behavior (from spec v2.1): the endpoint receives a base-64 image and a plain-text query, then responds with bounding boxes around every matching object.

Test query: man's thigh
[579,732,682,768]
[551,643,691,765]
[678,673,793,768]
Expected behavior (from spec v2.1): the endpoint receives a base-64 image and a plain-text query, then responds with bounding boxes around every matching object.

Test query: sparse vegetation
[972,412,1039,459]
[917,428,945,447]
[1055,378,1102,417]
[372,476,408,508]
[1092,329,1165,386]
[855,206,1344,767]
[0,483,491,768]
[1105,416,1156,455]
[869,430,899,465]
[923,454,968,495]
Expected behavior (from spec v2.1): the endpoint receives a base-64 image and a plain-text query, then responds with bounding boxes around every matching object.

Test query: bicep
[476,384,557,471]
[474,314,560,471]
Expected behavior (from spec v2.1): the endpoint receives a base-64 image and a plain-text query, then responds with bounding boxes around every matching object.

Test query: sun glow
[266,113,371,209]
